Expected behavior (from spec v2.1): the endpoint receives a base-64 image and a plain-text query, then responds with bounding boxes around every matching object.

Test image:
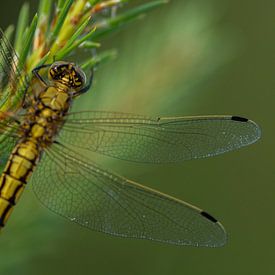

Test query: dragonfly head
[48,61,86,91]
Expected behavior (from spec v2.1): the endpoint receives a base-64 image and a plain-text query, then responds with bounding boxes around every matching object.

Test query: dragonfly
[0,28,261,247]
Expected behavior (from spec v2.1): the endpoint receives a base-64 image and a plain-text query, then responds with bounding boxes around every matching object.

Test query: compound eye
[72,68,86,88]
[48,61,86,89]
[49,62,69,80]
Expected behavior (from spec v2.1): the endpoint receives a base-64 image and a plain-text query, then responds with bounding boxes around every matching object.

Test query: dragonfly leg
[32,64,52,86]
[21,64,52,108]
[73,70,93,97]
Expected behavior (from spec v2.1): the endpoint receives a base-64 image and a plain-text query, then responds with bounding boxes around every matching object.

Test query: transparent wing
[0,135,16,167]
[59,111,261,163]
[31,143,226,247]
[0,28,20,153]
[0,29,22,93]
[0,118,19,165]
[0,28,28,114]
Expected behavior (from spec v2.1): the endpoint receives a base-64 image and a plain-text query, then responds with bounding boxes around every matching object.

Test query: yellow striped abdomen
[0,139,40,227]
[0,85,72,228]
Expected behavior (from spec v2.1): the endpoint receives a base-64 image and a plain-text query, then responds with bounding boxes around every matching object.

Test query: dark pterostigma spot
[231,116,248,122]
[201,211,218,223]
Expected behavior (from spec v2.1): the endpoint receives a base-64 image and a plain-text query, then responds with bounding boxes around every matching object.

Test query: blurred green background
[0,0,274,274]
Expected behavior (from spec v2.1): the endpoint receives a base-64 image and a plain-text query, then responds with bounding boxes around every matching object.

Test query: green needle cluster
[1,0,167,111]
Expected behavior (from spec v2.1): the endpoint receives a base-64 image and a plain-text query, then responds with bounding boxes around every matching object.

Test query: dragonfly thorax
[48,61,86,93]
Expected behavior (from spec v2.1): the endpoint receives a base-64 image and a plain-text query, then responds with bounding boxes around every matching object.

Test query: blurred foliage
[83,0,235,114]
[0,0,273,275]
